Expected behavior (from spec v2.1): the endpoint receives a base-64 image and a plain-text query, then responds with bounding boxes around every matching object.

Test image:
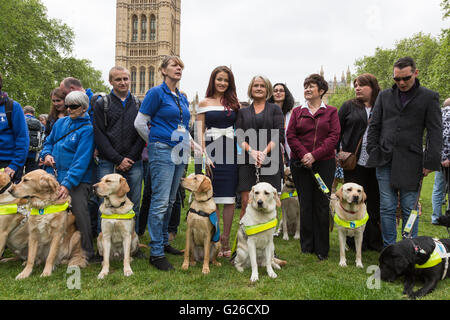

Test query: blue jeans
[97,158,143,234]
[376,164,419,247]
[431,169,446,224]
[147,142,187,257]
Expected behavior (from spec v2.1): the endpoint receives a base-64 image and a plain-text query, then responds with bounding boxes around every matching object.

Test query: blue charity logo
[39,209,44,215]
[350,222,356,229]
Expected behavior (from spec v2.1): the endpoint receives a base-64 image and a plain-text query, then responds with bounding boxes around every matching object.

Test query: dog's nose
[352,195,360,203]
[257,200,264,207]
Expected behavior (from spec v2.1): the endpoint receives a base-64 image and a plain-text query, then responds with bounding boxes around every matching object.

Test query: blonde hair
[109,66,130,81]
[247,75,273,100]
[159,56,185,79]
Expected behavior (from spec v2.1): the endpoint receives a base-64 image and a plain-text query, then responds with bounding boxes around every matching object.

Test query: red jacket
[286,105,341,162]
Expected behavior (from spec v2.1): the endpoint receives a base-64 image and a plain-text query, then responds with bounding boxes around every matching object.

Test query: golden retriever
[9,170,87,279]
[93,174,139,279]
[0,170,29,262]
[233,182,286,282]
[330,183,368,268]
[180,174,221,274]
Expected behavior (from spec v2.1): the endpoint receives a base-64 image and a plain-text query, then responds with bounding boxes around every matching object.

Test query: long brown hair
[48,87,66,119]
[353,73,380,107]
[205,66,240,113]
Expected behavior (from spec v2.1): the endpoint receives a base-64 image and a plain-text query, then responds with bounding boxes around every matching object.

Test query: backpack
[102,94,141,127]
[25,116,44,152]
[4,98,14,129]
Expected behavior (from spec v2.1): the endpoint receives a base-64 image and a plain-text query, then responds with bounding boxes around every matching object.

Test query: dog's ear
[248,186,255,204]
[335,186,343,200]
[274,190,281,208]
[198,176,211,193]
[116,177,130,198]
[362,190,367,203]
[39,174,59,193]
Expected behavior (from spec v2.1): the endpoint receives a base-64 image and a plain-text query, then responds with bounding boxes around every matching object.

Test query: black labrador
[379,236,450,299]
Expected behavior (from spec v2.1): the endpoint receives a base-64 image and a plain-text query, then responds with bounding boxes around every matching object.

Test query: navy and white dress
[197,106,238,204]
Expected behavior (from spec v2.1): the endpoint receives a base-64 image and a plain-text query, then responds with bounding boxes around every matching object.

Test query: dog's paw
[235,265,244,273]
[267,270,278,279]
[97,270,109,279]
[339,260,347,267]
[212,260,221,267]
[356,261,364,268]
[181,262,189,270]
[282,234,289,241]
[250,273,259,282]
[40,269,53,278]
[15,269,31,280]
[272,262,281,270]
[294,233,300,240]
[124,268,133,277]
[202,266,210,275]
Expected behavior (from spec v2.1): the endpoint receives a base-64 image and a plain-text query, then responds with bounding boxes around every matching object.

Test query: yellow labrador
[93,174,139,279]
[180,174,221,275]
[330,183,368,268]
[233,182,286,282]
[9,170,87,279]
[0,170,29,262]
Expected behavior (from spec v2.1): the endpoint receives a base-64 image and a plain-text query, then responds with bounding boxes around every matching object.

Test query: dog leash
[300,163,330,197]
[402,175,424,239]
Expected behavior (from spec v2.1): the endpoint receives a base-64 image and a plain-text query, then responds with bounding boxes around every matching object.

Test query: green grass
[0,169,448,300]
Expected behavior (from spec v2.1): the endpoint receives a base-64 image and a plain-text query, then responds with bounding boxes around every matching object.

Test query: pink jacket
[286,105,341,162]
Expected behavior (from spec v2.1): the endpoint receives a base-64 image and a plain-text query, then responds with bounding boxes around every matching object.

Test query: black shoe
[317,254,328,261]
[88,253,103,264]
[132,249,146,259]
[164,244,183,255]
[149,256,174,271]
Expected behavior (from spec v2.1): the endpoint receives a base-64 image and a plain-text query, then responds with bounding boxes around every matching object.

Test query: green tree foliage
[327,86,355,110]
[0,0,109,114]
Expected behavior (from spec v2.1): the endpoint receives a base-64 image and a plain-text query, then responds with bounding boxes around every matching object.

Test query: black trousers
[344,165,383,251]
[291,159,335,257]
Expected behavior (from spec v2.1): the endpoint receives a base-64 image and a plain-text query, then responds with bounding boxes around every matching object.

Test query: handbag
[337,136,363,171]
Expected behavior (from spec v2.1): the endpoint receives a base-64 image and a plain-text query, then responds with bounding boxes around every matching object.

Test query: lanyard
[171,92,184,124]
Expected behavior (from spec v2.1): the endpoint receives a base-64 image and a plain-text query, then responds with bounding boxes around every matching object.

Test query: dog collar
[280,191,298,201]
[30,202,69,216]
[0,181,12,195]
[0,203,18,215]
[188,208,212,217]
[101,210,135,220]
[339,202,359,214]
[334,212,369,229]
[243,218,278,236]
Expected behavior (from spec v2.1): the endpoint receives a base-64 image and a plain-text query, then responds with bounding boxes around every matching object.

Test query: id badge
[177,124,186,133]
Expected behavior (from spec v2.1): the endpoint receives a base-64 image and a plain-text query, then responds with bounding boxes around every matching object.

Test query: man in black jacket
[367,57,442,247]
[94,67,146,233]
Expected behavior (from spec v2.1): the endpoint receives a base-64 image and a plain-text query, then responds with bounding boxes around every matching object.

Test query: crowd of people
[0,55,448,270]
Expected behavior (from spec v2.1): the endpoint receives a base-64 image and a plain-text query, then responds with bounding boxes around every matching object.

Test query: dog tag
[403,210,418,234]
[314,173,330,194]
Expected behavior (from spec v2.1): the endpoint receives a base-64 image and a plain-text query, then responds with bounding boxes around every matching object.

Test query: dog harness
[101,210,135,220]
[415,239,450,280]
[243,218,278,236]
[0,203,18,215]
[280,191,298,201]
[334,212,369,229]
[30,201,69,216]
[187,208,220,243]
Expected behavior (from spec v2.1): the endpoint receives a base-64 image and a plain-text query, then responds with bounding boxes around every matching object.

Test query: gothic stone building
[115,0,181,99]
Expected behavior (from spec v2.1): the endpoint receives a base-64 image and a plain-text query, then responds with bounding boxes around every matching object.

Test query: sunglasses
[273,89,285,93]
[65,104,82,110]
[393,75,413,82]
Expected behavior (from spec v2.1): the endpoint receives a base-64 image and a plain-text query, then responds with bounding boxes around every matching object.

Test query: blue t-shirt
[140,82,190,147]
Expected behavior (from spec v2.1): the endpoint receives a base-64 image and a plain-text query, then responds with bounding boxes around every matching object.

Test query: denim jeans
[97,158,143,234]
[431,169,446,224]
[376,164,419,247]
[147,142,187,257]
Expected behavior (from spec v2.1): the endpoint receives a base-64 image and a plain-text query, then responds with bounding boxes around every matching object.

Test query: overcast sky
[41,0,447,104]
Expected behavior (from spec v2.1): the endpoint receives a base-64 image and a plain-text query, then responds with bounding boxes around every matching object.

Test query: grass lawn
[0,168,448,300]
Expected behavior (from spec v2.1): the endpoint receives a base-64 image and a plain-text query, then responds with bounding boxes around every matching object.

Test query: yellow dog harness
[101,210,135,220]
[280,191,298,201]
[30,202,69,216]
[415,239,450,280]
[334,212,369,229]
[0,203,18,215]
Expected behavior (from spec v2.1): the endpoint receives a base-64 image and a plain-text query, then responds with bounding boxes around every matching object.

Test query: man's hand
[301,153,315,168]
[441,159,450,168]
[57,185,69,199]
[117,158,134,172]
[44,155,56,167]
[423,168,433,177]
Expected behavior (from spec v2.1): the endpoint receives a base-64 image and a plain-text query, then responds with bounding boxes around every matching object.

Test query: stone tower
[115,0,181,99]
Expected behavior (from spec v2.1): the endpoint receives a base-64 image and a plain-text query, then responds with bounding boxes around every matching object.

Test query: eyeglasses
[393,75,413,82]
[65,104,82,110]
[273,89,285,93]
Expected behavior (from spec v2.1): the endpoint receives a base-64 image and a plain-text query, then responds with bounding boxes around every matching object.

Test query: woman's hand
[44,155,56,167]
[57,185,69,200]
[301,153,315,168]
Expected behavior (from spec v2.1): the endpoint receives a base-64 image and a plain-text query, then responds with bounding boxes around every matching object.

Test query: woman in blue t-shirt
[135,56,191,271]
